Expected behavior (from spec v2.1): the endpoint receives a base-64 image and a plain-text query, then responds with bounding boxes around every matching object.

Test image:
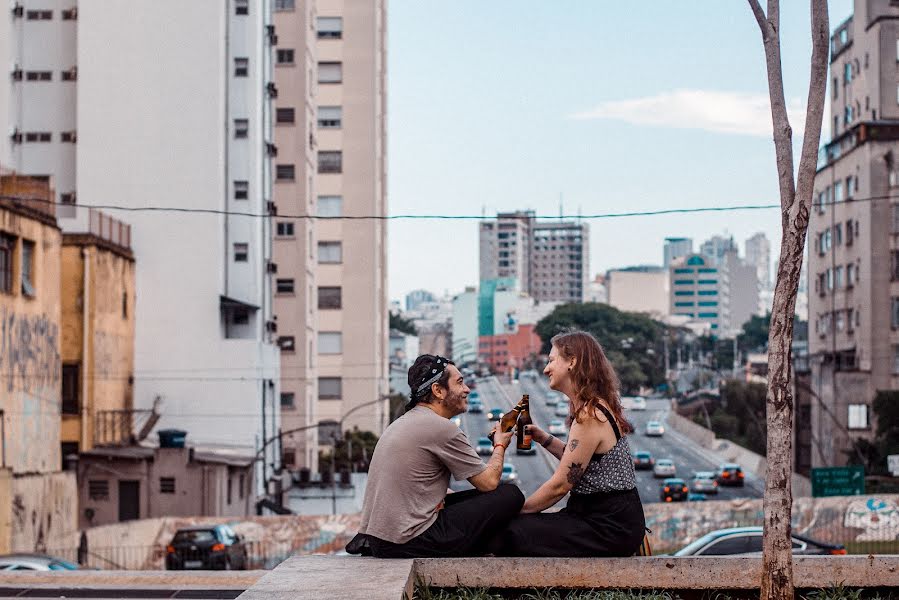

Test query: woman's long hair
[551,330,633,434]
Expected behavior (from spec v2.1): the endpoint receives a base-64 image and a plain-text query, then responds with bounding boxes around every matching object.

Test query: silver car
[0,554,80,571]
[645,421,665,436]
[653,458,676,478]
[691,471,719,494]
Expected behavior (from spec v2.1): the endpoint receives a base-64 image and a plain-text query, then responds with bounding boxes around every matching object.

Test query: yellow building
[60,210,135,456]
[0,175,76,553]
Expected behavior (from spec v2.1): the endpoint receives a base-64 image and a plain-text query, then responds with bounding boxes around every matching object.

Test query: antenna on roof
[559,193,563,220]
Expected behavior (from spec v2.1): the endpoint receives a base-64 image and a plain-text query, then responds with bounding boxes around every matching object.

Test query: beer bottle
[516,396,533,451]
[487,395,527,443]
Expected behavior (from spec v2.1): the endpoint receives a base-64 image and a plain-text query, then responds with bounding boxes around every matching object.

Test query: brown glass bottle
[487,395,527,443]
[516,396,533,451]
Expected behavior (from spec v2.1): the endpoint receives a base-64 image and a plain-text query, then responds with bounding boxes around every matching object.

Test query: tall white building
[663,237,693,267]
[745,232,772,291]
[2,0,283,496]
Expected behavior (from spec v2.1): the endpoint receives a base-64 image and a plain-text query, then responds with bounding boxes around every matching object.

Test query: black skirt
[488,488,646,557]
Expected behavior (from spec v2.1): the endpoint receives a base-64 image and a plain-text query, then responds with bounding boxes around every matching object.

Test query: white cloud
[570,89,807,138]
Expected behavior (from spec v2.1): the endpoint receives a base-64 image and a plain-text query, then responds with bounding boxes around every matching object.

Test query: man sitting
[346,354,523,558]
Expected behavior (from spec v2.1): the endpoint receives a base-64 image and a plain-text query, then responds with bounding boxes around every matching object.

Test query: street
[453,374,764,505]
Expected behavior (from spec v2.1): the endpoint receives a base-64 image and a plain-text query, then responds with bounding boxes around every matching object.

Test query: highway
[453,373,764,506]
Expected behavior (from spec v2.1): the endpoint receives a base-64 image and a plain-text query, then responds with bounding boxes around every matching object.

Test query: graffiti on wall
[10,472,78,553]
[0,307,60,394]
[843,497,899,541]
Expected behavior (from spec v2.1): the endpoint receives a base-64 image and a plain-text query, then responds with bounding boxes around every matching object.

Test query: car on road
[548,419,568,438]
[544,391,561,407]
[0,554,80,571]
[487,408,504,421]
[500,463,519,484]
[673,527,846,556]
[621,396,647,411]
[632,450,654,470]
[653,458,676,478]
[468,390,480,401]
[715,463,745,487]
[660,478,688,502]
[554,403,570,418]
[165,525,248,571]
[644,421,665,436]
[687,493,708,502]
[475,436,493,456]
[691,471,719,494]
[467,398,483,413]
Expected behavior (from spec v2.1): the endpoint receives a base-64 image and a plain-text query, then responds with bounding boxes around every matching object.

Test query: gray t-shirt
[359,405,486,544]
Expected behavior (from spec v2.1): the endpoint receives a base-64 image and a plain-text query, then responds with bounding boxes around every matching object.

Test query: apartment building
[808,0,899,468]
[74,1,281,496]
[309,0,389,436]
[607,266,669,317]
[479,210,589,303]
[663,237,693,267]
[745,232,772,291]
[669,254,731,334]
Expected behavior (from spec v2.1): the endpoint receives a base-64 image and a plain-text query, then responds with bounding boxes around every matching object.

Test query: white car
[554,403,570,418]
[645,421,665,436]
[547,419,568,438]
[500,463,519,484]
[653,458,676,478]
[691,471,719,494]
[630,396,647,411]
[0,554,80,571]
[544,391,561,407]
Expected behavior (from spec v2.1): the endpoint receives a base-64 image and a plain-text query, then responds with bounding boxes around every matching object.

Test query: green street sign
[811,465,865,497]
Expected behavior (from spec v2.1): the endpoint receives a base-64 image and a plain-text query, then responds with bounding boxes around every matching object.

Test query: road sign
[811,465,865,497]
[888,455,899,477]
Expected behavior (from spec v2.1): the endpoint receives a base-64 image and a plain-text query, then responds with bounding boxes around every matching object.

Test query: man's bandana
[414,355,451,399]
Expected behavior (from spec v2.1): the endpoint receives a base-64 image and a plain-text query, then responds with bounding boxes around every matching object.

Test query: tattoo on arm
[568,439,579,451]
[566,462,585,485]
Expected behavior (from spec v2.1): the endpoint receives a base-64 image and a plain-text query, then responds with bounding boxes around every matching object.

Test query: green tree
[534,302,666,394]
[389,311,417,335]
[738,313,771,353]
[319,428,379,473]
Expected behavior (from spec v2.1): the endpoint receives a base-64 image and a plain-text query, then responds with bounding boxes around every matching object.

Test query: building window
[317,106,342,129]
[843,62,852,84]
[893,345,899,375]
[233,243,248,262]
[318,332,342,354]
[234,57,249,77]
[26,10,52,19]
[62,8,76,19]
[892,297,899,329]
[317,17,343,39]
[234,119,249,138]
[282,449,296,467]
[61,68,77,81]
[232,309,249,325]
[239,474,246,499]
[280,392,295,408]
[318,62,342,84]
[278,336,296,352]
[276,107,295,124]
[317,195,342,217]
[275,0,295,10]
[319,377,342,400]
[61,131,76,142]
[227,477,233,504]
[61,364,79,415]
[160,477,175,494]
[318,241,342,264]
[235,0,248,15]
[24,132,51,142]
[276,49,295,65]
[88,480,109,500]
[25,71,52,81]
[234,180,248,200]
[0,234,14,294]
[276,278,295,294]
[318,151,342,173]
[276,164,295,181]
[20,240,34,297]
[276,222,295,237]
[848,404,869,430]
[318,286,342,309]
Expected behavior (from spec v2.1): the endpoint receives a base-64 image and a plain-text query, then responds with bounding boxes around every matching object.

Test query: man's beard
[437,390,465,411]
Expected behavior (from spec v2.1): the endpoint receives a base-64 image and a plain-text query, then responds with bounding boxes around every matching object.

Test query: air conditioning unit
[11,3,23,17]
[267,201,277,215]
[265,320,278,333]
[266,261,278,274]
[266,142,278,157]
[9,128,21,144]
[266,81,278,98]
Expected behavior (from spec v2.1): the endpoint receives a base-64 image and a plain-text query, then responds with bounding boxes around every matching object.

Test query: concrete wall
[2,470,77,554]
[608,269,669,317]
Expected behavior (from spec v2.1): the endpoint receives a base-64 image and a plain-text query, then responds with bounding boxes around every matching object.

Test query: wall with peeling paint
[6,471,77,553]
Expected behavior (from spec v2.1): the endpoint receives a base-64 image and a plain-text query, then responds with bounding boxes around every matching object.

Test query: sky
[387,0,854,303]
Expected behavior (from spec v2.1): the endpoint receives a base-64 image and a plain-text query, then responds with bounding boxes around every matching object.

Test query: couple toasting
[346,330,647,558]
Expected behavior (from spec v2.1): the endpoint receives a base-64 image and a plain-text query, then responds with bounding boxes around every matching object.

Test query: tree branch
[748,0,767,33]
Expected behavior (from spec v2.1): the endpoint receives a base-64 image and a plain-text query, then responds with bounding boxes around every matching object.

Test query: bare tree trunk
[747,2,829,599]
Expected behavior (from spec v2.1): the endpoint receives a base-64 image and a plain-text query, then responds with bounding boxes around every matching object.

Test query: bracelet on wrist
[541,435,555,449]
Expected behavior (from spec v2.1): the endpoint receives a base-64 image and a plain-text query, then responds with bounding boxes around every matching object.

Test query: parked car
[715,463,745,487]
[660,478,689,502]
[674,527,846,556]
[554,403,570,418]
[467,398,483,413]
[487,408,504,421]
[653,458,676,478]
[0,554,80,571]
[548,419,568,438]
[691,471,719,494]
[632,450,654,470]
[500,463,519,484]
[544,391,561,407]
[621,396,647,411]
[165,525,248,571]
[644,421,665,436]
[475,436,493,456]
[687,493,708,502]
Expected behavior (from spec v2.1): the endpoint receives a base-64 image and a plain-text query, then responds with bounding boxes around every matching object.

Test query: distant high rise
[663,237,693,266]
[745,233,772,290]
[700,235,737,267]
[406,289,436,312]
[479,211,588,303]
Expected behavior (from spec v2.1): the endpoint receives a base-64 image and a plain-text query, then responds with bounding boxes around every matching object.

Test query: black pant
[365,484,524,558]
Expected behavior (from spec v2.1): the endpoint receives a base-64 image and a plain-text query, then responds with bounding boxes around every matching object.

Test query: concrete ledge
[237,556,414,599]
[415,556,899,589]
[0,570,265,589]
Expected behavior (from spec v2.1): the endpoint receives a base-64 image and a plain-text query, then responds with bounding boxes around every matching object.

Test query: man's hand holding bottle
[491,423,514,449]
